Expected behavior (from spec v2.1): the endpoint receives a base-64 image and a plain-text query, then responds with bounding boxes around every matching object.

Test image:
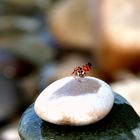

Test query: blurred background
[0,0,140,139]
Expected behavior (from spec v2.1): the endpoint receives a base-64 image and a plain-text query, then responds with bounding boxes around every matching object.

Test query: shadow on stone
[50,78,101,99]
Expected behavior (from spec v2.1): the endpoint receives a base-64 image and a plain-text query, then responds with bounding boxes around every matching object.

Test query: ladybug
[72,63,92,78]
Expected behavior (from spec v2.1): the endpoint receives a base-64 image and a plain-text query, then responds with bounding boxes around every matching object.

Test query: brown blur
[0,0,140,139]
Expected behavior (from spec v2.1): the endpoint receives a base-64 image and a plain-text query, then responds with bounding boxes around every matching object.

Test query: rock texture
[48,0,94,48]
[19,93,140,140]
[34,76,114,125]
[111,78,140,116]
[48,0,140,76]
[96,0,140,73]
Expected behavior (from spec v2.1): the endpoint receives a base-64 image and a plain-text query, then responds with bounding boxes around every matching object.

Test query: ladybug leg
[81,72,86,78]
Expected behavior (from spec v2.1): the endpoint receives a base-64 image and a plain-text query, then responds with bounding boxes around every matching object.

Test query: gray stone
[18,93,140,140]
[0,34,53,67]
[0,16,41,33]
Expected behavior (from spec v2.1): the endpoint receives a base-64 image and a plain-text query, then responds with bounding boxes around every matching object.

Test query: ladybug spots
[71,63,92,78]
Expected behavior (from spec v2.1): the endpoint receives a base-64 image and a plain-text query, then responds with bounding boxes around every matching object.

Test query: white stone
[111,79,140,116]
[34,76,114,126]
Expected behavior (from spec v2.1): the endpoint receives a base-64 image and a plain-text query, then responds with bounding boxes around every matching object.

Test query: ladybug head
[88,63,92,67]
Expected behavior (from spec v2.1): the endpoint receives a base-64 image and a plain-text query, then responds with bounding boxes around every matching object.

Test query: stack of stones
[0,0,53,66]
[19,76,140,139]
[0,1,55,138]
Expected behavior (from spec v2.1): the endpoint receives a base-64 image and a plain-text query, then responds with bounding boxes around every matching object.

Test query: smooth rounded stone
[0,122,20,140]
[92,0,140,74]
[111,78,140,116]
[18,93,140,140]
[34,76,114,126]
[0,34,53,67]
[48,0,94,48]
[0,16,41,33]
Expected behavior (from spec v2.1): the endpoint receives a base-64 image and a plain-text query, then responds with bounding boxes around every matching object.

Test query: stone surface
[34,76,114,125]
[0,34,53,67]
[95,0,140,74]
[19,93,140,140]
[0,16,41,33]
[48,0,94,48]
[111,78,140,116]
[48,0,140,75]
[0,122,20,140]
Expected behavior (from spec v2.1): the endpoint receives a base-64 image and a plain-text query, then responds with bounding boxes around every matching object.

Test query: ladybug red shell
[72,63,92,78]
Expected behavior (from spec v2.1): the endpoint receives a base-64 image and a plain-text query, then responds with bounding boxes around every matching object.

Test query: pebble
[94,0,140,73]
[48,0,94,48]
[111,78,140,116]
[34,76,114,125]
